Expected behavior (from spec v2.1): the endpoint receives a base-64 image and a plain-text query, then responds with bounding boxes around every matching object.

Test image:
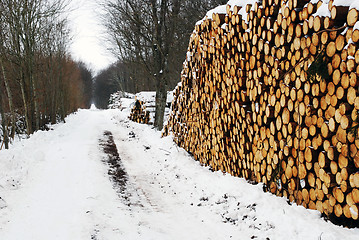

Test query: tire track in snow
[100,131,128,194]
[99,131,159,212]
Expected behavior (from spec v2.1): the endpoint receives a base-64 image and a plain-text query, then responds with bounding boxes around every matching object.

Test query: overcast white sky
[67,0,117,74]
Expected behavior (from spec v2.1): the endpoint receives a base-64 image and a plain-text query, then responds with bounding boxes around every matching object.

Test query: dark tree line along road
[0,0,93,149]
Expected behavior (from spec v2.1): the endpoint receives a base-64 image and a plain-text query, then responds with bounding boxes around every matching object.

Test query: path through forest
[0,108,358,239]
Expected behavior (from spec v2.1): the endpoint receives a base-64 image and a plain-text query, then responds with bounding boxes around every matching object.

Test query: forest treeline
[95,0,227,128]
[0,0,93,149]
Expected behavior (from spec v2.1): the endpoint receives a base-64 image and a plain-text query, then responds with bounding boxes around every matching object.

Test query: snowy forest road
[0,109,130,239]
[0,109,358,239]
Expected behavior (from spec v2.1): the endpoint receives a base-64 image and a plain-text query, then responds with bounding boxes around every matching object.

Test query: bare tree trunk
[50,60,58,124]
[30,70,40,131]
[151,0,167,130]
[154,76,167,130]
[19,73,32,135]
[58,67,66,122]
[0,103,8,149]
[0,68,9,149]
[0,58,16,139]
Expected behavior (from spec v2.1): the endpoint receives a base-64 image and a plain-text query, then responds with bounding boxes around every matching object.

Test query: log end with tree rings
[348,8,359,27]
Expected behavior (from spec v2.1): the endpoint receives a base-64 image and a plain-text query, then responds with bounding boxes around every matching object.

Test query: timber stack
[163,0,359,224]
[129,99,150,124]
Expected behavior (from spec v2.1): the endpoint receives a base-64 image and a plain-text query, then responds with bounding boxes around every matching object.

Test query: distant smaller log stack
[129,99,150,124]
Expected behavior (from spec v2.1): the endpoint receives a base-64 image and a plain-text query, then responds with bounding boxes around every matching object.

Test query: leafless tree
[102,0,227,130]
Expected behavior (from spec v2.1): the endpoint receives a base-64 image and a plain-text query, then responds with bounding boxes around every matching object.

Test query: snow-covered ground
[0,108,358,239]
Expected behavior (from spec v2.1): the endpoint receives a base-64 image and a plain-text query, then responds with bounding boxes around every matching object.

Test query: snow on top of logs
[313,2,331,17]
[227,0,258,23]
[196,4,227,25]
[226,0,258,8]
[354,21,359,31]
[196,0,259,26]
[186,51,192,62]
[310,0,322,4]
[333,0,359,9]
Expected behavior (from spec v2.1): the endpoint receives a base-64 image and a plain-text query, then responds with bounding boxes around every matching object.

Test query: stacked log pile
[128,91,174,124]
[163,0,359,223]
[129,99,150,124]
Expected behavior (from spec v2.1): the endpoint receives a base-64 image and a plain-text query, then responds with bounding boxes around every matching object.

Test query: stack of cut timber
[130,91,174,124]
[163,0,359,224]
[129,99,150,124]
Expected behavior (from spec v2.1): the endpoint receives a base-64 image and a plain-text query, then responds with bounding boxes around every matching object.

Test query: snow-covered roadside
[0,108,358,239]
[0,108,134,239]
[111,111,359,239]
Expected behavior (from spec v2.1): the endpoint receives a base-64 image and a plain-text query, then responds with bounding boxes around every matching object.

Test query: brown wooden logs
[163,0,359,225]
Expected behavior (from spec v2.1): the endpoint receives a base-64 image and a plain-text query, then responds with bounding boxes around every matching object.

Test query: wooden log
[326,41,336,57]
[331,5,349,25]
[347,8,359,27]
